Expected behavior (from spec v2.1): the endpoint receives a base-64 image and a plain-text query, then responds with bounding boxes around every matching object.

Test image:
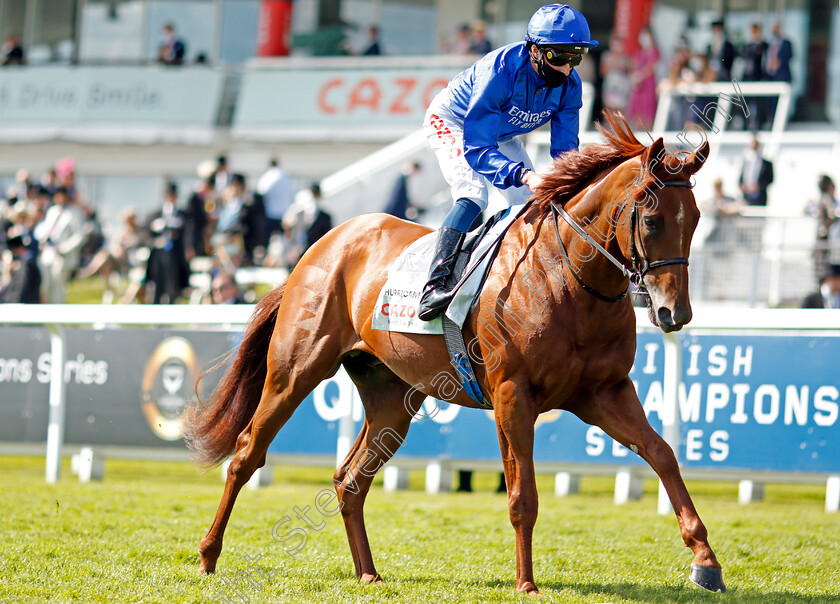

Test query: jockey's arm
[548,72,583,160]
[462,62,526,190]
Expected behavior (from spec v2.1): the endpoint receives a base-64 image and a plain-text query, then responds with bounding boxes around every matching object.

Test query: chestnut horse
[186,113,725,595]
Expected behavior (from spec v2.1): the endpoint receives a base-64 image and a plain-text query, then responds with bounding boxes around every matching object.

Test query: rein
[550,179,692,303]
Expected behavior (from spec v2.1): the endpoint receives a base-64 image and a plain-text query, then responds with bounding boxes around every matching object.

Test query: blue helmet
[526,4,598,50]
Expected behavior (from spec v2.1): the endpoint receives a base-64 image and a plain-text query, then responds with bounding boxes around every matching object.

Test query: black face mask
[533,52,568,88]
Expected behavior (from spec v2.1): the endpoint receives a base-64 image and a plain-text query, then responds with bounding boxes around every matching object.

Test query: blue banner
[267,332,840,475]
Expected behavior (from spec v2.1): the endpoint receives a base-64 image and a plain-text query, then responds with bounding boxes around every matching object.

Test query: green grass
[1,456,838,603]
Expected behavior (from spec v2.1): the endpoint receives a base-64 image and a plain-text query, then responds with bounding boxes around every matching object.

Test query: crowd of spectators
[0,156,333,306]
[598,20,794,132]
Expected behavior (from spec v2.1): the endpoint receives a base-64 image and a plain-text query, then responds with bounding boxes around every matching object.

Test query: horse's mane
[533,111,647,212]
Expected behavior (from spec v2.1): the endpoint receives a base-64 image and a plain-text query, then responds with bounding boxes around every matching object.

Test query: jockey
[418,4,597,321]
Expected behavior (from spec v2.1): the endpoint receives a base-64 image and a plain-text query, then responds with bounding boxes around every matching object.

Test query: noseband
[550,179,693,303]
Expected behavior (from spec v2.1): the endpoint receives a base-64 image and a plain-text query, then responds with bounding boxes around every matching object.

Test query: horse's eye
[643,216,660,230]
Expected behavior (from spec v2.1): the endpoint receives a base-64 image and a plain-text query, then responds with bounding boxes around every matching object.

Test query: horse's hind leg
[581,378,725,592]
[199,331,344,574]
[333,366,414,584]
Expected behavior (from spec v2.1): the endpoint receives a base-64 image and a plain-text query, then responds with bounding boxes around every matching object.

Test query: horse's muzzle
[656,305,692,332]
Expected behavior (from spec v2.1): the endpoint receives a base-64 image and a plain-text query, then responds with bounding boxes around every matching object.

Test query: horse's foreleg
[334,381,412,584]
[583,378,725,593]
[495,391,540,596]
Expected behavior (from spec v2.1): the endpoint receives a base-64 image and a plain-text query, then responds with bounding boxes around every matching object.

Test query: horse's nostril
[673,306,692,325]
[657,306,674,326]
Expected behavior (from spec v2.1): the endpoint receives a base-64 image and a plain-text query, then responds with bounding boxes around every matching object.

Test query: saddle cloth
[372,206,521,335]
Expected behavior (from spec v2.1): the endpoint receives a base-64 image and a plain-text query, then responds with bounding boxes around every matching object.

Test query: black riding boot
[418,226,465,321]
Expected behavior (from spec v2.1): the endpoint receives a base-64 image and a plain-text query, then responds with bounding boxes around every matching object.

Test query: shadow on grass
[556,581,840,603]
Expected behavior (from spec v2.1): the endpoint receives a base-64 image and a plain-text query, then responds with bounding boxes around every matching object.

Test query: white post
[383,465,410,492]
[554,472,580,497]
[247,464,273,490]
[659,332,682,515]
[614,467,643,504]
[738,479,765,504]
[425,460,451,495]
[45,325,67,483]
[77,447,105,483]
[825,476,839,513]
[336,371,360,469]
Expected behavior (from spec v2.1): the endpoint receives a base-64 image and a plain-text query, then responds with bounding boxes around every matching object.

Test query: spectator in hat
[0,228,41,303]
[802,265,840,309]
[470,21,492,55]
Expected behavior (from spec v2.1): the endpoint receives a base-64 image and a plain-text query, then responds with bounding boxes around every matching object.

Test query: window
[79,0,146,64]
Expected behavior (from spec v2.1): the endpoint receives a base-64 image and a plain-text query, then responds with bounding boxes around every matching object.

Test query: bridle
[549,179,693,303]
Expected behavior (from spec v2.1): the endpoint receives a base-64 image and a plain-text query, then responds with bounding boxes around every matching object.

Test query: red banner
[613,0,655,56]
[257,0,293,57]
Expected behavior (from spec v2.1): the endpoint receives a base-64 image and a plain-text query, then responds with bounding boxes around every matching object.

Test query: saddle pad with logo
[372,206,519,335]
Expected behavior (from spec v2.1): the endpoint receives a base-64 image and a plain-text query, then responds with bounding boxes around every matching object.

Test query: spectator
[2,34,24,66]
[738,135,774,207]
[470,21,492,55]
[600,33,631,115]
[710,177,745,216]
[144,182,189,304]
[210,271,246,305]
[158,23,186,66]
[739,23,768,129]
[211,173,248,271]
[450,24,472,55]
[184,177,214,259]
[40,167,58,196]
[806,175,839,271]
[0,229,40,303]
[213,155,231,194]
[764,23,793,84]
[801,264,840,309]
[77,206,147,283]
[283,183,333,266]
[383,162,422,221]
[764,23,792,126]
[362,26,382,56]
[35,187,85,304]
[626,26,659,130]
[257,158,295,241]
[707,20,735,81]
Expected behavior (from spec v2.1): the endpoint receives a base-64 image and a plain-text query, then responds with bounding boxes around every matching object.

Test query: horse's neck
[546,160,639,297]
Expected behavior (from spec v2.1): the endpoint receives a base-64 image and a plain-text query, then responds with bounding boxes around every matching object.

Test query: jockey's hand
[521,169,543,192]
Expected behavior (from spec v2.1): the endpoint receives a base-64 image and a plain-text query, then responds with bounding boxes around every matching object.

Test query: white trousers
[423,106,534,212]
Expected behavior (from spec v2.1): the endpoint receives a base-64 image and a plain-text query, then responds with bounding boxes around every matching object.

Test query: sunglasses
[540,46,586,67]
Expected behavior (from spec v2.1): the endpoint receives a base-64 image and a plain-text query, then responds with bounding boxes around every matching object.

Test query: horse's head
[629,138,709,332]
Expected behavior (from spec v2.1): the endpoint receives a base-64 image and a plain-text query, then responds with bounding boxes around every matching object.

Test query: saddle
[373,204,529,408]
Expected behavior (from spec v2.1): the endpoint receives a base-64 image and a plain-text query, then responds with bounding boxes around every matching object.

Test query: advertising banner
[0,68,224,126]
[233,64,467,134]
[0,326,837,475]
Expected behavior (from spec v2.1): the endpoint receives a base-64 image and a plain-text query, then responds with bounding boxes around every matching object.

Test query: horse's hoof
[689,564,726,593]
[516,582,543,597]
[360,572,383,585]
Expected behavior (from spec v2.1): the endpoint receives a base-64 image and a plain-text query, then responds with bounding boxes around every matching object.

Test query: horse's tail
[184,282,286,467]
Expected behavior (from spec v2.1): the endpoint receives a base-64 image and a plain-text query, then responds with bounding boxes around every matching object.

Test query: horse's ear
[644,137,666,170]
[684,142,711,174]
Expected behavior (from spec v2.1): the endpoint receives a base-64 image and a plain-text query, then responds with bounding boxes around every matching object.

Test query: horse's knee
[507,488,538,528]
